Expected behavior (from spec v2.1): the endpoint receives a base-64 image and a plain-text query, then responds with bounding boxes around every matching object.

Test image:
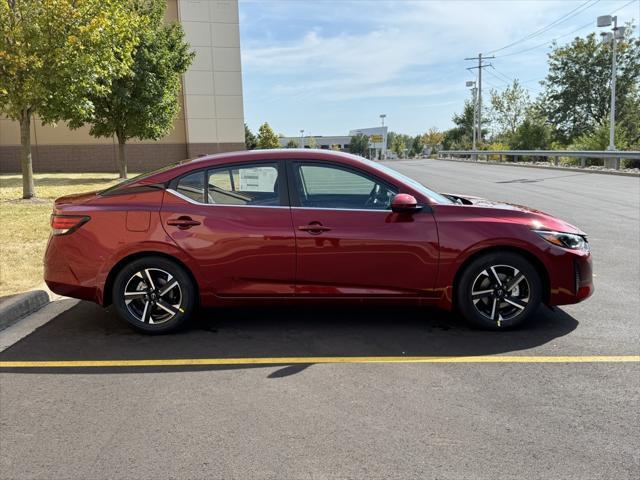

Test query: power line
[489,67,514,84]
[494,0,637,59]
[485,0,601,55]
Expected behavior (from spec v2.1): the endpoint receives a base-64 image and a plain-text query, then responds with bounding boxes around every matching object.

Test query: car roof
[190,148,366,165]
[132,149,373,185]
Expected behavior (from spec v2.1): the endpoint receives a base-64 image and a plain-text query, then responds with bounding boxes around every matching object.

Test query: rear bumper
[44,235,99,303]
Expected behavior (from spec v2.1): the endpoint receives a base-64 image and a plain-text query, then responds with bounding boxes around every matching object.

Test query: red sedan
[44,150,593,333]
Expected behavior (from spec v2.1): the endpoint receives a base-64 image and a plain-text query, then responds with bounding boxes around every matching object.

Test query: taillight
[50,215,90,235]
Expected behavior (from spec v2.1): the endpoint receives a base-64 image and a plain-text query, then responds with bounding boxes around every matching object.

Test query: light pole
[300,129,304,149]
[597,14,626,152]
[379,114,387,159]
[466,81,477,151]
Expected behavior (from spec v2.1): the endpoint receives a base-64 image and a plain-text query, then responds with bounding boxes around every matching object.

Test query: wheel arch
[452,245,551,307]
[102,251,200,307]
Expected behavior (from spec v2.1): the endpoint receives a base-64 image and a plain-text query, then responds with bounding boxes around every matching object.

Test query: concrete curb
[0,289,50,332]
[434,157,640,177]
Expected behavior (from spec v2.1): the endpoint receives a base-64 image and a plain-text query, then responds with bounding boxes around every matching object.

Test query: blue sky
[238,0,639,137]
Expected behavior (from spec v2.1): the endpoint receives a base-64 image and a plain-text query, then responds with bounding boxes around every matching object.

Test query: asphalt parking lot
[1,160,639,479]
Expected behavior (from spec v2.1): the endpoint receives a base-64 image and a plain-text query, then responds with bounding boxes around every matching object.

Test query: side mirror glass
[391,193,422,213]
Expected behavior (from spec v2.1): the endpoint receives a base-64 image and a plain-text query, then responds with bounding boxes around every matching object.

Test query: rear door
[161,160,296,297]
[288,161,439,297]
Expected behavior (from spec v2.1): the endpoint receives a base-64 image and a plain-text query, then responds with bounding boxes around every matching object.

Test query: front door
[288,161,439,297]
[161,160,296,297]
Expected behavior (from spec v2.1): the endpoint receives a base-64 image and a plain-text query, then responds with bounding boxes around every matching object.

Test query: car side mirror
[391,193,422,213]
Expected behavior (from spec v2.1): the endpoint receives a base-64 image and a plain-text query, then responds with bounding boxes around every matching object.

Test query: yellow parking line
[0,355,638,368]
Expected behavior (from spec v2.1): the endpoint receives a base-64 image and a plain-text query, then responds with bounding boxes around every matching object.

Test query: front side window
[294,163,397,210]
[207,163,280,206]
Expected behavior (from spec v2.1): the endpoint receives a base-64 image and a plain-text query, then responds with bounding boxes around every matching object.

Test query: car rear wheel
[455,252,542,330]
[112,256,196,334]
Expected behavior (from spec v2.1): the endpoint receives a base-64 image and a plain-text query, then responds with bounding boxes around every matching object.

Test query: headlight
[533,230,589,251]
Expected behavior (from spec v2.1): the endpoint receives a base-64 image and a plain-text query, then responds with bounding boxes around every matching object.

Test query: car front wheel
[455,252,543,330]
[112,256,196,334]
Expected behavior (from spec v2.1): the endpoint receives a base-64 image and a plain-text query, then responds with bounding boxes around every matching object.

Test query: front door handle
[298,223,331,234]
[167,216,201,230]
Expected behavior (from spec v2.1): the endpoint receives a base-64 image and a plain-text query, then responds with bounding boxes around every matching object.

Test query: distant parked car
[45,149,593,333]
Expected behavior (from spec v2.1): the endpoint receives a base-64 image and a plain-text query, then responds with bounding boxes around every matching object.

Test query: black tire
[112,256,197,334]
[455,251,542,330]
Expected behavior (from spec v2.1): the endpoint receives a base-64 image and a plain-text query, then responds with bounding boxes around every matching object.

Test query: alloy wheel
[470,264,531,327]
[123,268,183,325]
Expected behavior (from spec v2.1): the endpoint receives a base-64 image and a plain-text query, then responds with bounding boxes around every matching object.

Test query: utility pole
[300,129,304,149]
[465,53,494,146]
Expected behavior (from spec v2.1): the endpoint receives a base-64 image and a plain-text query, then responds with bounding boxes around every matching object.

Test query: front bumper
[548,250,593,306]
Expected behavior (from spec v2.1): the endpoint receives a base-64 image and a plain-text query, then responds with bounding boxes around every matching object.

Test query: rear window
[100,161,183,195]
[176,171,206,203]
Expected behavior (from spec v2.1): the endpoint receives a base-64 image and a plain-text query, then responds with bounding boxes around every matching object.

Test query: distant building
[0,0,245,173]
[279,126,388,159]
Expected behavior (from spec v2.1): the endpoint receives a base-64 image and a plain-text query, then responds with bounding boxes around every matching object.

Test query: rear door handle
[298,223,331,234]
[167,216,201,230]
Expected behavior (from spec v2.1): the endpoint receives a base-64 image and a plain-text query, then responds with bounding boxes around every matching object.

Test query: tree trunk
[116,134,127,179]
[20,109,36,199]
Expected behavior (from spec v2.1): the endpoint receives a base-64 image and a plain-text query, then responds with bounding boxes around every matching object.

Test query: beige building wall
[0,0,245,172]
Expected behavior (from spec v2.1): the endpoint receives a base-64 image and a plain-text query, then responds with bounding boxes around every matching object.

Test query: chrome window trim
[166,188,289,209]
[167,189,394,213]
[291,206,392,213]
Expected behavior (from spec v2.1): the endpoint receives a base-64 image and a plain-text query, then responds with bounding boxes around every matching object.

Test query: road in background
[1,160,638,479]
[385,159,640,354]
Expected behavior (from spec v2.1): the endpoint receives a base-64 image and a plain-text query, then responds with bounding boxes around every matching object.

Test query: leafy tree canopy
[0,0,140,197]
[410,135,424,157]
[489,80,531,138]
[257,122,280,149]
[245,123,257,150]
[73,0,194,178]
[422,127,445,147]
[348,134,369,156]
[539,27,639,144]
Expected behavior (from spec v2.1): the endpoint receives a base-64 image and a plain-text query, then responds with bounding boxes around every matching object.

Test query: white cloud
[239,0,638,132]
[240,0,578,102]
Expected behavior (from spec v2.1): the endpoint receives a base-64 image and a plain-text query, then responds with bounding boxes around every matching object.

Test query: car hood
[442,193,586,235]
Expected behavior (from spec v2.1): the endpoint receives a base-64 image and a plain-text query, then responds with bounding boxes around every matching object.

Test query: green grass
[0,173,122,296]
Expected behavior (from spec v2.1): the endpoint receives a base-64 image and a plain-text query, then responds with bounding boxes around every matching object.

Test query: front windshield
[361,159,454,204]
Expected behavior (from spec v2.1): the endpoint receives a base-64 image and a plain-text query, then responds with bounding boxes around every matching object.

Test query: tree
[539,27,640,144]
[74,0,193,178]
[0,0,140,197]
[306,136,318,149]
[285,139,298,148]
[348,134,369,156]
[509,113,552,150]
[244,123,257,150]
[569,117,631,151]
[443,100,476,149]
[489,80,531,138]
[391,135,406,158]
[256,122,279,149]
[410,135,424,157]
[422,127,445,149]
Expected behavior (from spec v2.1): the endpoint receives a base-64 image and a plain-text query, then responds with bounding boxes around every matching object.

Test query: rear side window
[176,171,205,203]
[207,163,280,206]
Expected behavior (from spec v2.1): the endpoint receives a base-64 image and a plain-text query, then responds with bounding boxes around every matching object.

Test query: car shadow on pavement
[0,300,578,376]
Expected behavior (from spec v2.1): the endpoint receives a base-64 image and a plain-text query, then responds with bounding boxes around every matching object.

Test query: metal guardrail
[438,150,640,170]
